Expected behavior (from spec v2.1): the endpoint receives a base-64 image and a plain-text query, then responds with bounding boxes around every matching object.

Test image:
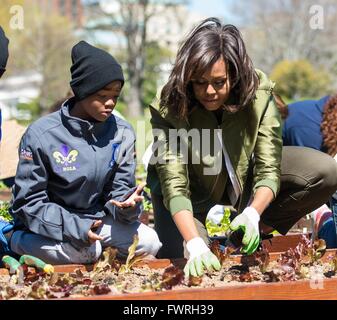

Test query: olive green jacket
[147,70,282,216]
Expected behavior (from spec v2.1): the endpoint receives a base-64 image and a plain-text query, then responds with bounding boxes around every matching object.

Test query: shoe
[311,204,333,236]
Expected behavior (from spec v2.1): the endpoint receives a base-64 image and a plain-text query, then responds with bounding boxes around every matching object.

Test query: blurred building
[84,0,205,85]
[146,5,205,55]
[0,72,42,121]
[85,0,205,55]
[35,0,85,28]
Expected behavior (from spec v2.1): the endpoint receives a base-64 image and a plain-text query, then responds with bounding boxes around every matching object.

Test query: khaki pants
[152,146,337,259]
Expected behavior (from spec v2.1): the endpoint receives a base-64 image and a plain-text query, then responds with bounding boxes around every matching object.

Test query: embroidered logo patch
[109,143,121,168]
[20,148,33,161]
[53,144,79,172]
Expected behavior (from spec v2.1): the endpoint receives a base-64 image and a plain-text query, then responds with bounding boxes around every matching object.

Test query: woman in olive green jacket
[147,18,337,278]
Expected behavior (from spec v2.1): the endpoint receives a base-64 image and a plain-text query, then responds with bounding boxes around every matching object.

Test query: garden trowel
[2,255,24,284]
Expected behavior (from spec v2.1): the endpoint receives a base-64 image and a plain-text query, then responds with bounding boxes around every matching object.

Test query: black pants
[152,146,337,259]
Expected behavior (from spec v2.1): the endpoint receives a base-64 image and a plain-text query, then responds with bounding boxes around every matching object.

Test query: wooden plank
[0,190,11,201]
[262,234,305,252]
[0,268,9,276]
[53,264,93,273]
[52,258,173,273]
[69,279,337,300]
[2,240,336,300]
[57,250,337,300]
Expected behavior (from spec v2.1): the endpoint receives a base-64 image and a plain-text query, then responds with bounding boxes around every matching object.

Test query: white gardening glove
[229,207,260,255]
[184,237,221,278]
[206,205,225,225]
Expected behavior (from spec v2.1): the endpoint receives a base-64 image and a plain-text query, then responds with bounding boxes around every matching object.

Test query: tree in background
[0,0,24,34]
[86,0,188,118]
[0,0,24,74]
[270,59,331,101]
[140,41,171,107]
[230,0,337,89]
[4,3,77,116]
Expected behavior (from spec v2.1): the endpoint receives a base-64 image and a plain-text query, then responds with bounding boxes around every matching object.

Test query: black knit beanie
[70,41,124,101]
[0,26,9,75]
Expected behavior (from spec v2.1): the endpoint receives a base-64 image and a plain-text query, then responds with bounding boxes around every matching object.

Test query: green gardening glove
[184,237,221,278]
[229,207,261,255]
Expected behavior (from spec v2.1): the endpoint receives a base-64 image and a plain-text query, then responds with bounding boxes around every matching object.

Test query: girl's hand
[110,183,145,209]
[88,220,103,244]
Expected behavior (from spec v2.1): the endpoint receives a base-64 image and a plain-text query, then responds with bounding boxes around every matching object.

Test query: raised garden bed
[262,233,307,252]
[0,190,11,202]
[46,250,337,300]
[0,234,336,300]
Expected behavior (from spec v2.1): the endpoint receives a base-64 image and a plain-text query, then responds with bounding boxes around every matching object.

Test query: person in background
[272,93,288,121]
[147,17,337,278]
[281,94,337,247]
[9,41,162,264]
[0,26,9,144]
[282,95,331,152]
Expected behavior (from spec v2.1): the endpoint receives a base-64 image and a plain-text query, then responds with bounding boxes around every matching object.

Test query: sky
[84,0,238,23]
[188,0,237,23]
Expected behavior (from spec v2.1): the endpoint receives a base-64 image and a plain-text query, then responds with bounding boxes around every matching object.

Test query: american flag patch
[20,148,33,161]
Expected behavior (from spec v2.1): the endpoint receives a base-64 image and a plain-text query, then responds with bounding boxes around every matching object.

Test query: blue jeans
[318,192,337,249]
[318,218,337,248]
[319,195,337,248]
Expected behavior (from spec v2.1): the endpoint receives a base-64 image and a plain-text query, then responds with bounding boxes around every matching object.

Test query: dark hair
[273,93,289,120]
[160,17,259,120]
[321,94,337,157]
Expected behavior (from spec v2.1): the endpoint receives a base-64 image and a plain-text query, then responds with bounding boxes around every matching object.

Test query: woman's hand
[229,207,260,254]
[88,220,103,244]
[229,186,274,254]
[184,237,221,278]
[110,183,145,209]
[171,210,221,277]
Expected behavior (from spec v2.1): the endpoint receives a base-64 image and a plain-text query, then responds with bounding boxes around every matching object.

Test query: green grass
[0,201,13,222]
[0,181,8,191]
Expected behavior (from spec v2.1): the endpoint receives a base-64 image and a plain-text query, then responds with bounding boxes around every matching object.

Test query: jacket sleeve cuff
[64,218,93,249]
[104,201,116,218]
[80,219,94,243]
[253,179,279,199]
[168,196,193,216]
[116,203,142,224]
[104,200,142,224]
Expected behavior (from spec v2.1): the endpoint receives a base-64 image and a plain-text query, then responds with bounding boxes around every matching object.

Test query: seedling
[119,235,146,273]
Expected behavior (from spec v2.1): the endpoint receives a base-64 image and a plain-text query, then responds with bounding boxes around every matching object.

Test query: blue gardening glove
[184,237,221,278]
[229,207,260,255]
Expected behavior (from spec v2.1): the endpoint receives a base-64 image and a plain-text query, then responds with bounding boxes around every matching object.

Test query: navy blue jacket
[282,96,330,151]
[11,98,140,248]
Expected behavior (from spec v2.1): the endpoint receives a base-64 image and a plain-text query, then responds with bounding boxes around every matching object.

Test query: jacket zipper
[209,125,224,197]
[217,124,244,209]
[88,126,98,193]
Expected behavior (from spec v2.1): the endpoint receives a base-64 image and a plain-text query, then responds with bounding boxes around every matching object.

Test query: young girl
[147,18,337,277]
[9,41,162,264]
